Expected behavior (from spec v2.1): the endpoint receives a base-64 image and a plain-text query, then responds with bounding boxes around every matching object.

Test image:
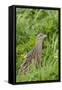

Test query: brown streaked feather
[18,33,47,74]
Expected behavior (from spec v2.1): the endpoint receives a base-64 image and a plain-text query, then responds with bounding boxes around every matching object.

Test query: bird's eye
[40,34,43,36]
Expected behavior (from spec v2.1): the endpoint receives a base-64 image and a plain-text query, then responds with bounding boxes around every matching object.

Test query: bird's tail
[18,58,31,74]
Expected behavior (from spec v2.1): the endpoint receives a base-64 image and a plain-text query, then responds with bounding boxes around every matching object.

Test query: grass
[16,8,59,82]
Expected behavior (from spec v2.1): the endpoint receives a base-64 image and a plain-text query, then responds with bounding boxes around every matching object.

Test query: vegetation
[16,8,59,82]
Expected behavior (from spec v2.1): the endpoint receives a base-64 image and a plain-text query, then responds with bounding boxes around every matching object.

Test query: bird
[18,33,47,74]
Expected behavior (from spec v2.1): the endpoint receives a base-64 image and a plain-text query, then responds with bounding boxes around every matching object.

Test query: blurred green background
[16,8,59,82]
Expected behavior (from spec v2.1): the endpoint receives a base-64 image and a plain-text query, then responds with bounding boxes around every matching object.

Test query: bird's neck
[35,39,43,51]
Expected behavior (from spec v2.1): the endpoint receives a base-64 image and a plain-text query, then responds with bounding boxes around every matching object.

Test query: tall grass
[16,8,59,82]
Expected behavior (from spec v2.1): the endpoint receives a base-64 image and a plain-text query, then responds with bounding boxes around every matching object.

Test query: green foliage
[16,8,59,82]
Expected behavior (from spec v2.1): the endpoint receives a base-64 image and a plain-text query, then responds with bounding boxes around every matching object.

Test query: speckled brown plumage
[18,33,47,74]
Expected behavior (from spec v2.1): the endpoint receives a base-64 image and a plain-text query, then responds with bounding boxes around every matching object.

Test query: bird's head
[37,33,47,41]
